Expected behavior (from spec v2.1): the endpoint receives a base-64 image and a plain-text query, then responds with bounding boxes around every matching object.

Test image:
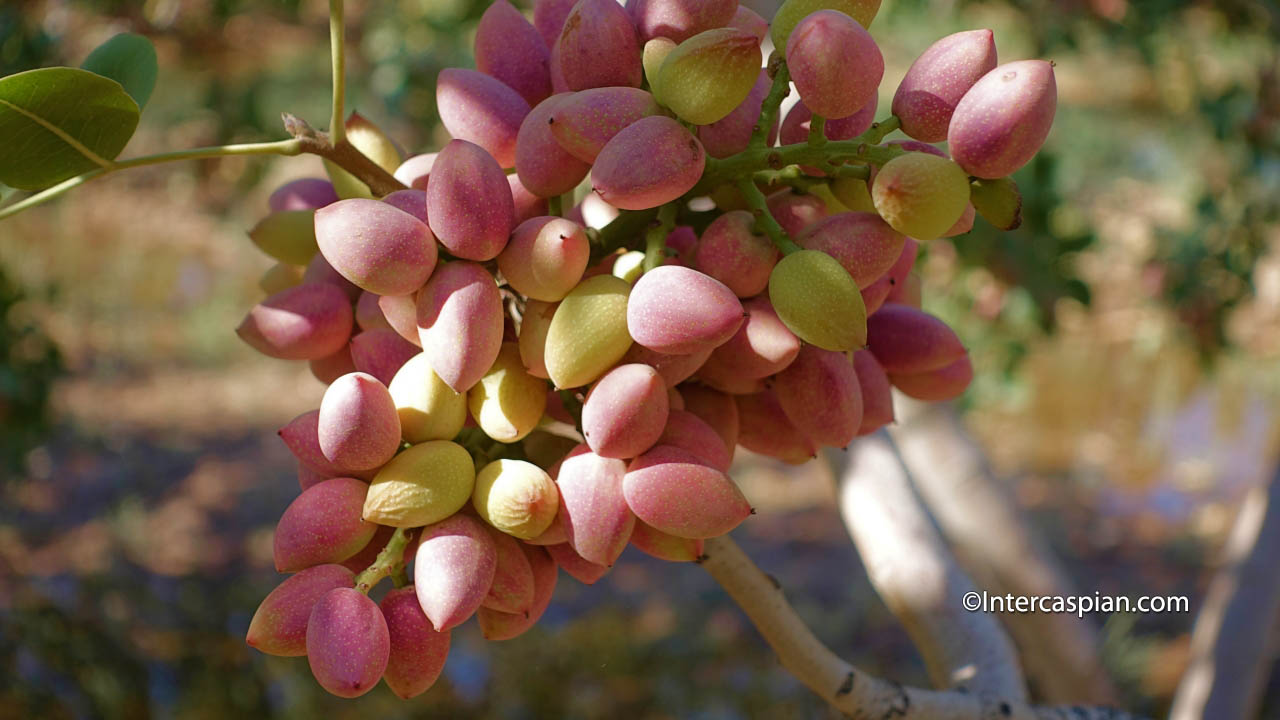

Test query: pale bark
[1169,465,1280,720]
[700,534,1145,719]
[828,430,1027,700]
[889,397,1117,703]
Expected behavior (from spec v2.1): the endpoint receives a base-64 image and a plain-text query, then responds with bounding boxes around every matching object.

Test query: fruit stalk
[807,115,827,147]
[590,207,660,260]
[735,179,800,255]
[642,204,679,272]
[354,526,415,592]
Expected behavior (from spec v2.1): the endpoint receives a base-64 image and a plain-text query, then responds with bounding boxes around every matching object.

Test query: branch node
[836,672,855,697]
[282,112,318,140]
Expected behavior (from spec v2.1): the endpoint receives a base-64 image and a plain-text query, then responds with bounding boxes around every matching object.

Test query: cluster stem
[354,526,414,593]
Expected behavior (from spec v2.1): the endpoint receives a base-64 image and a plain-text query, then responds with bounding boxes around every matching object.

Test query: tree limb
[1169,461,1280,720]
[700,534,1145,719]
[889,397,1117,704]
[829,430,1028,699]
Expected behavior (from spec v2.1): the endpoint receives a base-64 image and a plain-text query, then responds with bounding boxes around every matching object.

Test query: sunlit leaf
[0,67,139,191]
[81,33,158,110]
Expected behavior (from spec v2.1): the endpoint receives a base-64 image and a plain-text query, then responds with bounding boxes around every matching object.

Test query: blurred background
[1,0,1279,717]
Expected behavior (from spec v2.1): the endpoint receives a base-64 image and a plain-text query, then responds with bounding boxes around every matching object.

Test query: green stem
[808,115,827,147]
[589,207,659,262]
[754,166,826,193]
[735,178,800,255]
[868,115,901,144]
[829,164,871,180]
[547,193,563,217]
[354,526,414,593]
[642,203,678,272]
[556,389,584,429]
[0,139,304,221]
[329,0,347,145]
[391,565,410,589]
[751,55,790,150]
[694,130,905,196]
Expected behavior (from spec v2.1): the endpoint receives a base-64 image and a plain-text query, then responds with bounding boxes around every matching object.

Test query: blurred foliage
[927,0,1279,359]
[0,263,63,479]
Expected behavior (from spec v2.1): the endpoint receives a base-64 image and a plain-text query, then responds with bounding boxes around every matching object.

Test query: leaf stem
[736,178,800,255]
[329,0,347,146]
[354,526,414,593]
[0,138,304,221]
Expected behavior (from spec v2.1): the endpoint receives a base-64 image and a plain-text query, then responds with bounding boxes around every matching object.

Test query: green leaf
[0,67,140,191]
[81,33,158,110]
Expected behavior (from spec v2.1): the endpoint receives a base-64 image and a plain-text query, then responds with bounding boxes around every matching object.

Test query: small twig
[284,113,406,196]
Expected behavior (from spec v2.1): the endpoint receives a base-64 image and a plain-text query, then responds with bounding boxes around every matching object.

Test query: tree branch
[700,534,1145,719]
[889,397,1117,704]
[1170,461,1280,720]
[830,430,1028,699]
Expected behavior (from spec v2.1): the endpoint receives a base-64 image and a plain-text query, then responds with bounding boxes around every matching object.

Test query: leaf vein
[0,96,113,169]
